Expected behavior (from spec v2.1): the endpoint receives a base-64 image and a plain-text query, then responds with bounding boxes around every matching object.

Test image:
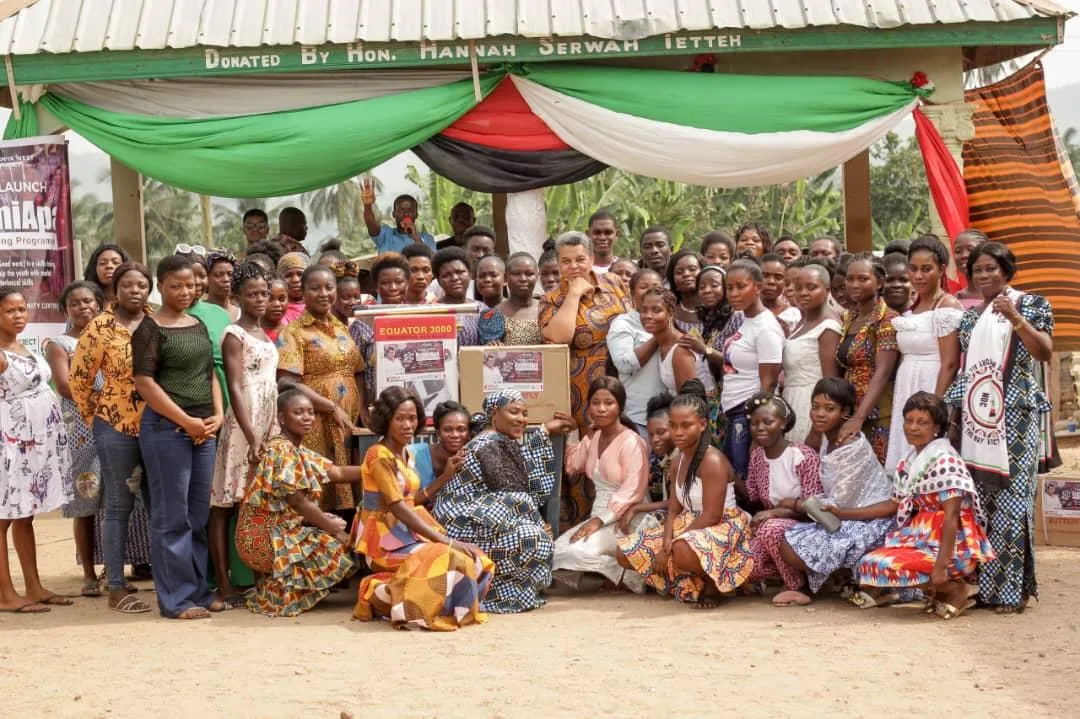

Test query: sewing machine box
[458,345,570,424]
[1035,474,1080,547]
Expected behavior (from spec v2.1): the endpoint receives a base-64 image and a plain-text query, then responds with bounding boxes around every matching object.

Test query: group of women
[0,219,1056,626]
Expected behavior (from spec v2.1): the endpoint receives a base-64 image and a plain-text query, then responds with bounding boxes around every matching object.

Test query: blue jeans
[722,407,751,480]
[139,408,215,617]
[94,419,150,591]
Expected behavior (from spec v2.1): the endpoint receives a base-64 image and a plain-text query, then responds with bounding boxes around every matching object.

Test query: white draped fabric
[510,75,917,188]
[50,71,473,118]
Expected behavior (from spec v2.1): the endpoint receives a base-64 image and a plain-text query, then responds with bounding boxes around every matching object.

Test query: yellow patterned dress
[237,436,357,617]
[276,310,365,509]
[352,444,494,631]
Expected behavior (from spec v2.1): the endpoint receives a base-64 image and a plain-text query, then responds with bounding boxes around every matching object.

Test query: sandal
[219,593,248,609]
[207,599,228,613]
[772,590,812,607]
[936,598,976,620]
[111,594,151,614]
[174,606,210,620]
[0,602,50,613]
[36,595,74,606]
[81,578,102,598]
[850,590,899,609]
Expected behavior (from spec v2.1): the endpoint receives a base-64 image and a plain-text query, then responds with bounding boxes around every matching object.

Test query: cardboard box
[458,345,570,424]
[1035,474,1080,547]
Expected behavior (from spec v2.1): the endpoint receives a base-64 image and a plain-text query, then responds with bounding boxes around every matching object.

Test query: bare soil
[2,509,1078,718]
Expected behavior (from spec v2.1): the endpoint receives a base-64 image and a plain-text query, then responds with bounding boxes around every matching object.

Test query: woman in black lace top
[131,255,225,620]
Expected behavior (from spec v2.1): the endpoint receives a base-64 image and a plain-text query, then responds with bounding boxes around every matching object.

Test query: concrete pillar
[109,157,146,265]
[919,101,977,238]
[505,189,548,259]
[843,149,872,252]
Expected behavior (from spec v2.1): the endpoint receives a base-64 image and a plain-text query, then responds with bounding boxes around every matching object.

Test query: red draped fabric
[914,107,970,291]
[441,78,568,152]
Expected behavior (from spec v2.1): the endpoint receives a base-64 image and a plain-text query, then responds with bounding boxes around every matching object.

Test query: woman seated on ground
[353,387,494,630]
[553,377,650,593]
[778,378,896,605]
[433,391,575,613]
[236,390,358,617]
[616,380,754,608]
[856,392,995,620]
[742,393,823,605]
[410,401,470,502]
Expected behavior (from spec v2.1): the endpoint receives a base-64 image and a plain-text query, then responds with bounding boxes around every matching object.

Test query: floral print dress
[211,326,280,507]
[0,349,72,519]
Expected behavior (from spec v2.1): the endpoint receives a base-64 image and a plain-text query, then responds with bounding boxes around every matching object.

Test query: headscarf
[277,252,309,275]
[483,390,525,425]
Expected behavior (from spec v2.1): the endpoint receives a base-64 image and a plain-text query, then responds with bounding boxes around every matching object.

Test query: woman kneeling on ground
[616,380,754,609]
[778,378,896,606]
[353,387,494,630]
[433,391,575,614]
[855,392,995,619]
[237,389,358,617]
[553,377,650,593]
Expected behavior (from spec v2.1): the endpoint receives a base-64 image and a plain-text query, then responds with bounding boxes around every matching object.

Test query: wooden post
[492,192,509,257]
[843,149,872,253]
[110,157,146,265]
[1050,351,1062,429]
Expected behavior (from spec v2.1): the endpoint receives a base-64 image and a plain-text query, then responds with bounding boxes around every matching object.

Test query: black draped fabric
[413,134,607,193]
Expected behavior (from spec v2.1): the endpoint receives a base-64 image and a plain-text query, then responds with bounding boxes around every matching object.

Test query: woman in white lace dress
[886,236,963,474]
[783,262,841,443]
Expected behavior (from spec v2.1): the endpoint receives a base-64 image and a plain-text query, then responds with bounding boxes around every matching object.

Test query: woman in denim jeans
[132,255,225,620]
[719,260,783,500]
[70,262,156,614]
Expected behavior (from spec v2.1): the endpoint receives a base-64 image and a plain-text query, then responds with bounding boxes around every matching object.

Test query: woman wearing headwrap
[433,391,575,613]
[277,252,310,326]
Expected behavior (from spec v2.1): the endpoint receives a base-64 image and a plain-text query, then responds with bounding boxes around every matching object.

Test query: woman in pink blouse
[552,377,650,593]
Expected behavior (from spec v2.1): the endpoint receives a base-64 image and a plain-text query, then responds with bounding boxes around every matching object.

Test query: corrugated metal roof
[0,0,1069,55]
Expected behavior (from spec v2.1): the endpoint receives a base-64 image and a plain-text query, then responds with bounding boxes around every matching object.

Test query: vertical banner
[0,135,74,355]
[373,314,459,424]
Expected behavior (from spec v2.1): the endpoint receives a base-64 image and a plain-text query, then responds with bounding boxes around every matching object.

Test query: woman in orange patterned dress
[353,387,493,631]
[276,264,367,512]
[237,389,358,617]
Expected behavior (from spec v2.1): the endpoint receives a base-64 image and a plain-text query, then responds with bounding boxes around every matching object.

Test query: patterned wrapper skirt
[617,508,754,602]
[354,541,495,631]
[237,504,357,617]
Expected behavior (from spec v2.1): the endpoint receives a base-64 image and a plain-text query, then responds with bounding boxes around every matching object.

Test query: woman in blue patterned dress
[433,391,575,613]
[945,242,1055,614]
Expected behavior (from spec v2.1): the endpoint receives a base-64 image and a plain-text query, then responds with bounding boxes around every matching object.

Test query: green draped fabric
[516,63,924,134]
[2,100,40,140]
[8,73,501,197]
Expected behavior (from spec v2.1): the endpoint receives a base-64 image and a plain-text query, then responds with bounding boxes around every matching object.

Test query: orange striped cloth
[963,62,1080,350]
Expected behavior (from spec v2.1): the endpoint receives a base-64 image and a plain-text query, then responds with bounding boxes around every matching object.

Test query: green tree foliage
[404,165,492,235]
[869,132,931,247]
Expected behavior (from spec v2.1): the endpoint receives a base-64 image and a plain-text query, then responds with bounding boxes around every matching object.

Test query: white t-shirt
[766,446,806,506]
[593,258,617,275]
[720,310,784,411]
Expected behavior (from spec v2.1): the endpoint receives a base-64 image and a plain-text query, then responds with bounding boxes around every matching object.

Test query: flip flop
[110,594,151,614]
[80,578,102,598]
[173,606,210,620]
[37,595,74,606]
[936,598,976,620]
[0,602,50,613]
[850,590,899,609]
[772,590,812,607]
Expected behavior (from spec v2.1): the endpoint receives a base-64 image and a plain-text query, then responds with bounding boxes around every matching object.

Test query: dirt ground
[1,511,1077,719]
